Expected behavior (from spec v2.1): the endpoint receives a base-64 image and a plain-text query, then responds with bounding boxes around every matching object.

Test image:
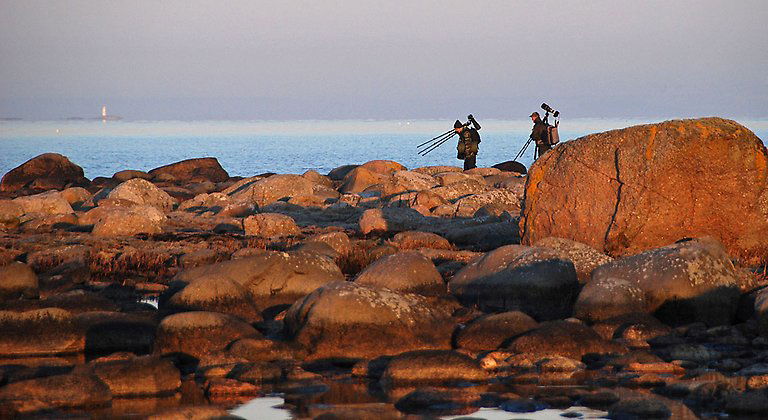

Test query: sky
[1,0,766,121]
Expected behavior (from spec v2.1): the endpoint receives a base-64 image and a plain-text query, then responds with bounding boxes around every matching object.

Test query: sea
[2,118,766,179]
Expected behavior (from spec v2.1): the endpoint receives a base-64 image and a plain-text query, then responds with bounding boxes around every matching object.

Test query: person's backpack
[547,121,560,145]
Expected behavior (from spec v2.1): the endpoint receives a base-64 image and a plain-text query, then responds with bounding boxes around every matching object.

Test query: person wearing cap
[455,118,481,170]
[530,111,550,158]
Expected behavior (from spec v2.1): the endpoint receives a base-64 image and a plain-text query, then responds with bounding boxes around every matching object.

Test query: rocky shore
[1,117,768,419]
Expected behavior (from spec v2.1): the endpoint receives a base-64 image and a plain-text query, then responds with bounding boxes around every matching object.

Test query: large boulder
[506,320,626,360]
[174,250,344,309]
[0,262,38,300]
[380,350,489,385]
[0,153,88,192]
[91,205,166,237]
[243,213,300,237]
[444,221,521,251]
[358,207,427,235]
[0,308,84,357]
[153,311,258,362]
[339,166,388,194]
[85,355,181,397]
[454,311,539,351]
[13,191,73,215]
[534,237,614,284]
[106,178,175,212]
[360,160,407,175]
[574,238,747,326]
[284,281,457,359]
[449,245,580,320]
[148,157,229,183]
[164,276,262,323]
[0,373,111,414]
[224,174,314,207]
[520,118,768,261]
[354,251,445,295]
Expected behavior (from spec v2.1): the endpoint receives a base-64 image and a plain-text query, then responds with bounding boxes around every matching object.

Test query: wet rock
[449,246,579,320]
[0,373,111,414]
[91,205,166,236]
[520,117,768,261]
[534,237,613,284]
[106,178,175,212]
[492,160,528,174]
[0,262,38,300]
[380,350,488,385]
[154,311,259,362]
[13,190,74,215]
[608,396,671,418]
[224,174,314,207]
[112,169,152,182]
[354,251,444,295]
[165,276,261,323]
[148,157,229,183]
[454,311,538,351]
[663,344,721,363]
[444,221,520,251]
[86,355,180,397]
[506,320,626,360]
[574,238,745,326]
[0,153,88,193]
[0,308,84,357]
[394,387,482,414]
[500,398,548,413]
[285,281,456,359]
[243,213,300,237]
[327,164,359,181]
[175,250,343,309]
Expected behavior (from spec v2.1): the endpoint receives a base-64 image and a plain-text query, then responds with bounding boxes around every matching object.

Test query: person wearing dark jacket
[530,111,550,158]
[455,117,481,170]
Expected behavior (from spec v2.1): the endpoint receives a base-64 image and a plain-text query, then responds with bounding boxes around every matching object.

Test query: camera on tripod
[541,103,559,118]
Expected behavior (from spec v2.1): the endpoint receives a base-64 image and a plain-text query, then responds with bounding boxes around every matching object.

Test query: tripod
[513,136,538,162]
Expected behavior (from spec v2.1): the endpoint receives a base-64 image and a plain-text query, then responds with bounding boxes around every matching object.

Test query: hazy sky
[1,0,766,120]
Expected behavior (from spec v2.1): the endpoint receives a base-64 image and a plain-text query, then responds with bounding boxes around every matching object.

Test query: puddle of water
[442,406,609,419]
[228,395,610,420]
[230,396,293,419]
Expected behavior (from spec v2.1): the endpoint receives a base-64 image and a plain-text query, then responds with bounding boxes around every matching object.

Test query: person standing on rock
[456,115,482,170]
[530,111,550,159]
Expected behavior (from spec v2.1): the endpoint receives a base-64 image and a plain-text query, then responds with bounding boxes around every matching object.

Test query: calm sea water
[1,119,766,179]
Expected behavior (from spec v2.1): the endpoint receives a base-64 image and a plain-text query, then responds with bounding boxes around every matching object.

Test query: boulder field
[0,117,767,418]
